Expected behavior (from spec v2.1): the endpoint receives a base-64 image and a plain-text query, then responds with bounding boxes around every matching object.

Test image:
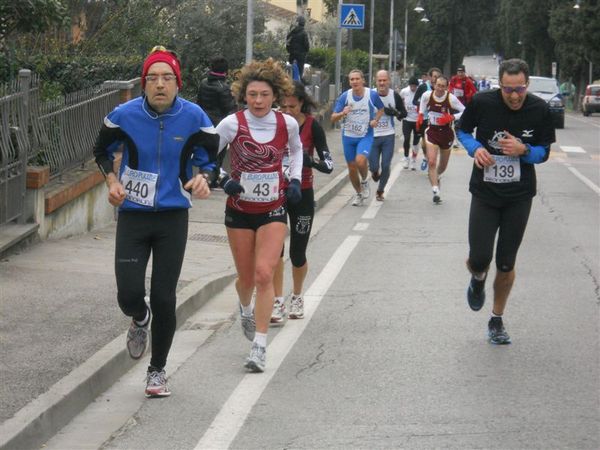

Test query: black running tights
[115,209,188,370]
[468,195,532,273]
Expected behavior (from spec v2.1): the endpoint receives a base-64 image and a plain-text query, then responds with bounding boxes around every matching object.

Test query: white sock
[134,308,150,327]
[274,296,284,305]
[253,332,267,348]
[491,312,503,318]
[240,302,253,316]
[432,186,439,194]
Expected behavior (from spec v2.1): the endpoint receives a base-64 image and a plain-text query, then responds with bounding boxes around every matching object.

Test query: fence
[29,81,132,179]
[0,71,31,224]
[0,71,141,226]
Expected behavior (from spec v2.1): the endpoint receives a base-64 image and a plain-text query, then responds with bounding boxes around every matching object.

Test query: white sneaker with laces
[351,192,364,206]
[289,294,304,319]
[403,157,409,169]
[360,179,370,199]
[410,156,417,171]
[270,297,286,324]
[240,306,256,341]
[244,343,266,372]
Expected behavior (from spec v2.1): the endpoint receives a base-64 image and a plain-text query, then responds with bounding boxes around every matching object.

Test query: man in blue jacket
[94,46,218,398]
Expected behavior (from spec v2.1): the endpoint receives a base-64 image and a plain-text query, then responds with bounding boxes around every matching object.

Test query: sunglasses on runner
[500,85,527,94]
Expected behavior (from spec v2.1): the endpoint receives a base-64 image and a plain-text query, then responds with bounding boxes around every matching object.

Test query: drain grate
[188,233,229,243]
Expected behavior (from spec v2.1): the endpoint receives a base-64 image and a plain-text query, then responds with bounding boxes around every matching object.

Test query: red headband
[141,51,182,89]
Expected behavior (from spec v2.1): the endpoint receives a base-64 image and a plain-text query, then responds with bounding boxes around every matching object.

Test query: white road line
[557,159,600,196]
[566,113,600,128]
[560,146,586,153]
[194,235,362,450]
[566,166,600,195]
[353,222,370,231]
[361,160,404,220]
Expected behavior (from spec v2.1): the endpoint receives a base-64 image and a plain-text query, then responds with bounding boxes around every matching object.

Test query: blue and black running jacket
[94,96,219,211]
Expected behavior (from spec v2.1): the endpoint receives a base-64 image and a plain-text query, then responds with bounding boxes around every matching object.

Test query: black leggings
[402,120,421,157]
[115,209,188,370]
[468,195,532,273]
[286,188,314,267]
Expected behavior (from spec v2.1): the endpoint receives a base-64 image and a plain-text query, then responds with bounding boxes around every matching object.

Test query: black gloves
[303,152,314,168]
[384,106,406,120]
[219,174,245,196]
[286,179,302,205]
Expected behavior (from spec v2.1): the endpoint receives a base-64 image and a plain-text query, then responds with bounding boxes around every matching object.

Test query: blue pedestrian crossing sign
[340,4,365,29]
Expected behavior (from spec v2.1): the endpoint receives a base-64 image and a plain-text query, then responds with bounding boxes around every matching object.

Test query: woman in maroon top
[215,59,303,372]
[270,82,334,324]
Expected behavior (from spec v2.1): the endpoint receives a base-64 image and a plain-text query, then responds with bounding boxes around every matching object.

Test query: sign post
[336,3,365,98]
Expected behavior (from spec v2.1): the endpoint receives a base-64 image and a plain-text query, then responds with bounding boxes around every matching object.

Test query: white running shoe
[432,187,441,204]
[410,156,417,171]
[351,192,364,206]
[270,297,286,324]
[403,157,410,169]
[244,343,266,373]
[360,179,370,199]
[289,294,304,319]
[240,306,256,341]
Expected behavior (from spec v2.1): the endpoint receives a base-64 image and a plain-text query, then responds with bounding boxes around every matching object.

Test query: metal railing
[0,72,31,224]
[29,83,122,178]
[0,71,141,226]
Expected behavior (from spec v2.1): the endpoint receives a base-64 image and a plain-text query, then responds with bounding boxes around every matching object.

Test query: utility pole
[335,0,342,97]
[403,3,407,81]
[388,0,394,73]
[246,0,254,64]
[368,0,374,86]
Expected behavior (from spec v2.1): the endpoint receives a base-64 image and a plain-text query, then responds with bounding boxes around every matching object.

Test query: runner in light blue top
[331,69,384,206]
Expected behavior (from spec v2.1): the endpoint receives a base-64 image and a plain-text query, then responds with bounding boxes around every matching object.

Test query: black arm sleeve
[394,92,407,119]
[311,120,333,174]
[93,124,125,177]
[413,84,426,106]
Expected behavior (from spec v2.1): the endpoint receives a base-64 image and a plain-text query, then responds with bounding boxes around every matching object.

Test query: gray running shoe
[240,307,256,341]
[360,179,370,199]
[270,297,286,324]
[288,294,304,319]
[244,343,266,373]
[145,369,171,398]
[488,317,512,345]
[351,192,364,206]
[126,316,149,360]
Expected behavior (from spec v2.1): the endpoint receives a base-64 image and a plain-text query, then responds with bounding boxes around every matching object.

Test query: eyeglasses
[145,74,177,83]
[500,85,528,94]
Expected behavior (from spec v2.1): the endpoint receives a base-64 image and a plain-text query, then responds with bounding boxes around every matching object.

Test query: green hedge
[307,47,370,88]
[3,53,142,99]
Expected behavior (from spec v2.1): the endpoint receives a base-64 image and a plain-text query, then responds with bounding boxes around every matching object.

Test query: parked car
[581,84,600,116]
[528,76,565,129]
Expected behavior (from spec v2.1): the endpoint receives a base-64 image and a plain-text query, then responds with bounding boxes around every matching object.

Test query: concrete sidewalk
[0,129,350,450]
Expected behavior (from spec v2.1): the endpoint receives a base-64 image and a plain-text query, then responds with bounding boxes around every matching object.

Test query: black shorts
[225,205,287,231]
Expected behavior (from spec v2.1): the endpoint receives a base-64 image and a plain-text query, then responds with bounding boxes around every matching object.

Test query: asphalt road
[44,114,600,449]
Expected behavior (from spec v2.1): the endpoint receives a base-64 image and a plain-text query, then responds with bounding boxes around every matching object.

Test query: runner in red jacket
[449,64,477,106]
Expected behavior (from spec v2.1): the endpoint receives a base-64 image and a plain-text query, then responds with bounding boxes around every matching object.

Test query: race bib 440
[121,166,158,207]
